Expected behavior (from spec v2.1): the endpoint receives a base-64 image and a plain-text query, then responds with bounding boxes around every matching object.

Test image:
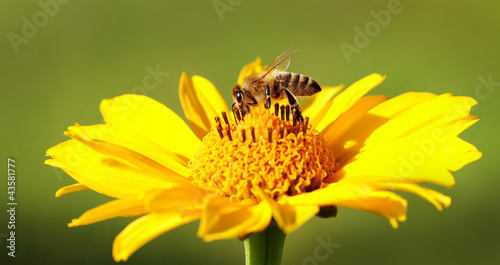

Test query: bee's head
[231,84,248,116]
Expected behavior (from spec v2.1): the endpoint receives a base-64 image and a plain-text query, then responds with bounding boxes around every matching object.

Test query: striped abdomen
[273,71,322,97]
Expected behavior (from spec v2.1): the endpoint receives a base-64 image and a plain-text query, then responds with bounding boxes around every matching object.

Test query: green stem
[244,222,286,265]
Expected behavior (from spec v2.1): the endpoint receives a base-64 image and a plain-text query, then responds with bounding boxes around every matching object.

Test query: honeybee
[232,49,322,121]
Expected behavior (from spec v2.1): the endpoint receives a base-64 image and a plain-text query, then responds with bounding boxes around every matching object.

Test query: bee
[232,49,322,121]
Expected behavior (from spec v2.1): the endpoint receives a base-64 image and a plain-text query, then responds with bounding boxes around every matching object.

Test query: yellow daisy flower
[45,57,481,263]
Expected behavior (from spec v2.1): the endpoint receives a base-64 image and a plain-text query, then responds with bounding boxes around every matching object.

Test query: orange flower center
[188,106,338,202]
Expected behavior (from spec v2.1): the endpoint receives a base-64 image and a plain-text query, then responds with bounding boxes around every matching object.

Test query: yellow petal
[380,182,450,210]
[64,125,191,187]
[303,85,344,126]
[68,198,147,227]
[66,124,188,179]
[113,210,200,262]
[322,95,387,148]
[55,183,88,197]
[368,92,439,117]
[46,139,173,199]
[147,186,210,212]
[337,114,481,187]
[255,188,318,233]
[363,95,477,147]
[179,73,230,139]
[100,94,199,163]
[334,95,481,187]
[198,196,272,241]
[274,203,319,233]
[329,92,458,165]
[315,74,386,132]
[237,57,263,86]
[444,115,480,139]
[339,175,452,210]
[285,182,407,228]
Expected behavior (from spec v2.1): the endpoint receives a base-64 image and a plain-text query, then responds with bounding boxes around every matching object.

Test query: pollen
[188,105,338,202]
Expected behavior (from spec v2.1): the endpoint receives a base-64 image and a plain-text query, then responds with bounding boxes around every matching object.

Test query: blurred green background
[1,1,499,264]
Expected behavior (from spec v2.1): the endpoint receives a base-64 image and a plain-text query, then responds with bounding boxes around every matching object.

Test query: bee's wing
[260,49,298,82]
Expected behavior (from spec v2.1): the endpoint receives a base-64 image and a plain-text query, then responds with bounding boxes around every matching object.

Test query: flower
[46,57,481,262]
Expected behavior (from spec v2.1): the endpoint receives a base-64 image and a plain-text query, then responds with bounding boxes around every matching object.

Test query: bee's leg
[232,103,247,124]
[283,88,303,121]
[265,84,272,109]
[231,103,240,123]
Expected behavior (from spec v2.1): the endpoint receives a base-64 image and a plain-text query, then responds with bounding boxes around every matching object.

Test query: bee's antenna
[264,47,291,72]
